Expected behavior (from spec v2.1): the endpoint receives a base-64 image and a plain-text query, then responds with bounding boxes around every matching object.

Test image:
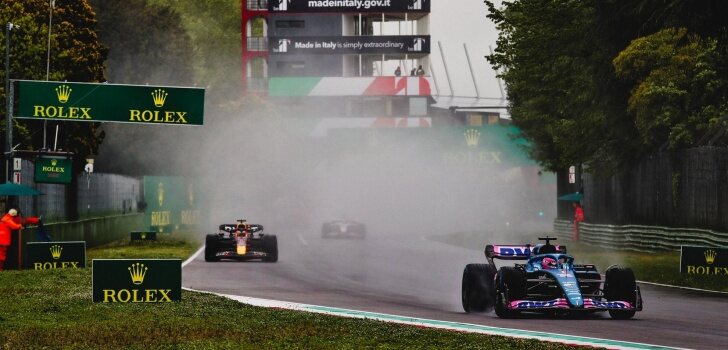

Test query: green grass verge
[430,232,728,293]
[0,236,585,350]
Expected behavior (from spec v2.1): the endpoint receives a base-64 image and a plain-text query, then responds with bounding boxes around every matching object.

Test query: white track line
[297,233,309,246]
[637,280,728,295]
[182,247,204,267]
[180,249,713,349]
[182,287,685,350]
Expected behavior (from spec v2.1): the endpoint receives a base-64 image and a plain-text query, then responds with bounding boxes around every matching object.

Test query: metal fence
[15,159,141,221]
[581,147,728,231]
[553,219,728,252]
[78,172,141,217]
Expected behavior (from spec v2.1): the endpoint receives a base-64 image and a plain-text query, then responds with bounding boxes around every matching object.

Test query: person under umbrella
[0,209,40,271]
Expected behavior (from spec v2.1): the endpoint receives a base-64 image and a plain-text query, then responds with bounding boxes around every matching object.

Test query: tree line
[484,0,728,175]
[2,0,248,177]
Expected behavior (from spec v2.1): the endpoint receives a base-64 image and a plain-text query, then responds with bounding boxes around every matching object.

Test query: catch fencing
[553,219,728,252]
[566,147,728,232]
[15,159,141,220]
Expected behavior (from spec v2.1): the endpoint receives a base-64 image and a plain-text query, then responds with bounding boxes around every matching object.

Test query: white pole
[464,43,480,97]
[53,124,59,151]
[44,0,55,150]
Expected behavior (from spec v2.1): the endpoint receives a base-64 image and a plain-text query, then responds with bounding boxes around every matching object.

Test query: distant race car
[204,221,278,262]
[321,220,367,239]
[461,236,642,319]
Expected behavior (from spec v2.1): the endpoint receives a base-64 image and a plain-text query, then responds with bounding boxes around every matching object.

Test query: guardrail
[24,214,144,247]
[553,219,728,252]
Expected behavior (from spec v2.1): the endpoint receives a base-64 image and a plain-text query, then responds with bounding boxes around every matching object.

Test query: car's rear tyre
[461,264,497,313]
[494,266,525,318]
[262,235,278,262]
[204,234,220,262]
[604,266,637,319]
[321,224,331,239]
[356,226,366,239]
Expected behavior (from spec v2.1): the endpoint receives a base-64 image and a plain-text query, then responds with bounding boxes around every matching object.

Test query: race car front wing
[508,297,641,311]
[215,251,270,259]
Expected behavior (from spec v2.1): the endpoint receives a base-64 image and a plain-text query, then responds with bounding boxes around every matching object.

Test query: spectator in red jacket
[0,209,40,271]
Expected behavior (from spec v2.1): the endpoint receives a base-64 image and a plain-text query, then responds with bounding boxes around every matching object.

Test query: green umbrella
[0,182,42,196]
[557,192,583,202]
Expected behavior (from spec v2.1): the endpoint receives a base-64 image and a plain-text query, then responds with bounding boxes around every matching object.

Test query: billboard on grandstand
[270,35,430,55]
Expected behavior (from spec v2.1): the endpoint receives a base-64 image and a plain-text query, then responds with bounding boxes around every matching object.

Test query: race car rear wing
[485,244,567,261]
[485,245,533,260]
[219,224,264,233]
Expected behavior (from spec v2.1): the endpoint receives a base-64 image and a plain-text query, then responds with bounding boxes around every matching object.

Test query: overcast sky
[429,0,503,99]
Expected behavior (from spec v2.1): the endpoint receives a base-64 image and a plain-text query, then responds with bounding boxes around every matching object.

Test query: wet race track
[183,228,728,350]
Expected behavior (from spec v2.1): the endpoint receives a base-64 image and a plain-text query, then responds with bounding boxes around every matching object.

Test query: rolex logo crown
[128,262,148,285]
[55,85,72,103]
[704,249,717,265]
[151,89,168,108]
[157,182,165,206]
[51,159,58,167]
[465,129,481,148]
[49,245,63,259]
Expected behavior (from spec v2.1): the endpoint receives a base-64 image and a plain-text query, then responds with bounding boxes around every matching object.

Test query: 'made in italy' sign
[26,241,86,270]
[269,35,430,55]
[92,259,181,302]
[680,246,728,275]
[15,80,204,126]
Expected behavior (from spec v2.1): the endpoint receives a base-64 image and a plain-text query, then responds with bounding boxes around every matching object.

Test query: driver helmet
[541,257,557,269]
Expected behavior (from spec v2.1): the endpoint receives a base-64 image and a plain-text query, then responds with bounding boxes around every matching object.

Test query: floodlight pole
[44,0,55,150]
[5,23,14,185]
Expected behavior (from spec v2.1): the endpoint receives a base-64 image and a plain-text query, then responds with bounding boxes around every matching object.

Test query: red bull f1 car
[321,220,367,239]
[461,237,642,319]
[205,221,278,262]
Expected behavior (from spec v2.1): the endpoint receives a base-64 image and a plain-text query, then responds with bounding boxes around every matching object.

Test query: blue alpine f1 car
[461,237,642,319]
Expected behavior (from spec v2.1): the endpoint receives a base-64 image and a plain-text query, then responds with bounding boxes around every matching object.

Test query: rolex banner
[35,157,72,184]
[143,176,200,232]
[15,80,204,126]
[269,0,430,13]
[25,241,86,270]
[680,246,728,276]
[269,35,430,55]
[92,259,181,302]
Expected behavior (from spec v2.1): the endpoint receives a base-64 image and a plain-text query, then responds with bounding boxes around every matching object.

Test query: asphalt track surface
[183,229,728,349]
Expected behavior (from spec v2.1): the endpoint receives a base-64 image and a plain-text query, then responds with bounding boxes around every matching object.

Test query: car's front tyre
[604,266,637,319]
